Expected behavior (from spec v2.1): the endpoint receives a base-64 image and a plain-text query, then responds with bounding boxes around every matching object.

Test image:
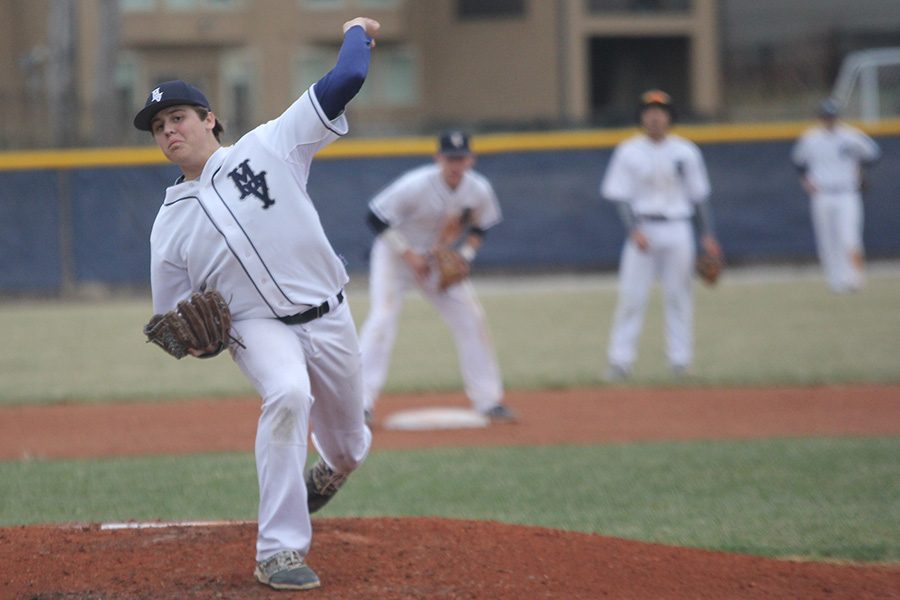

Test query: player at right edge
[791,98,881,293]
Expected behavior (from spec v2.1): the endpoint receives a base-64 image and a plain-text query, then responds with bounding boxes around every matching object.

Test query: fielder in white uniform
[134,17,380,592]
[358,131,516,422]
[791,98,881,293]
[601,90,722,380]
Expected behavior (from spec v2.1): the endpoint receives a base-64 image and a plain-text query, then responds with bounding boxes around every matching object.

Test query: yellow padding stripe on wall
[2,118,899,171]
[0,147,167,171]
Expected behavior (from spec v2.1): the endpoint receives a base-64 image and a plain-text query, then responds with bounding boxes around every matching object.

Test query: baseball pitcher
[135,17,379,591]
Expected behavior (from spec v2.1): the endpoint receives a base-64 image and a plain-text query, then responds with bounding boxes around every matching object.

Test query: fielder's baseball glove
[433,247,470,291]
[144,290,233,359]
[696,252,724,286]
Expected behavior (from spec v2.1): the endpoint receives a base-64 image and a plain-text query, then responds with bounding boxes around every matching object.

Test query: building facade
[1,0,898,149]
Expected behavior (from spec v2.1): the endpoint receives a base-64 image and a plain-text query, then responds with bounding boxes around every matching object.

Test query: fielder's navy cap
[818,97,840,118]
[133,80,211,131]
[438,130,472,156]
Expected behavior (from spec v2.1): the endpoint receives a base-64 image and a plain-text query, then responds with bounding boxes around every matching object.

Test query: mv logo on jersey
[228,159,275,209]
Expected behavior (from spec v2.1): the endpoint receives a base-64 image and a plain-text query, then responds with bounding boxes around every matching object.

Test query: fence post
[57,169,76,297]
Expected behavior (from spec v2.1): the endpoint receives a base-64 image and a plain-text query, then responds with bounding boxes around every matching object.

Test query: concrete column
[563,0,588,122]
[690,0,721,117]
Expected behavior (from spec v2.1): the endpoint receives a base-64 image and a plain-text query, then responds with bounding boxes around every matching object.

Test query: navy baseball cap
[133,80,211,131]
[438,130,472,156]
[817,98,840,118]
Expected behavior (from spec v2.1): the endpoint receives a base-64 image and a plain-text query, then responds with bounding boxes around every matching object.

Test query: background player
[601,90,722,380]
[134,17,379,591]
[791,98,881,293]
[358,130,516,423]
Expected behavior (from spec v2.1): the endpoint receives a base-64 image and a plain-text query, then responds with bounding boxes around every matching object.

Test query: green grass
[2,437,896,562]
[1,271,899,405]
[2,270,897,566]
[0,453,259,524]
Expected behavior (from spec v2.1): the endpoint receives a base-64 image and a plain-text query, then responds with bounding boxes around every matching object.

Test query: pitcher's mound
[2,517,897,599]
[382,406,489,430]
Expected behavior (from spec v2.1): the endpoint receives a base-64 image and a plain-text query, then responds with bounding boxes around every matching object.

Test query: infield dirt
[2,385,899,599]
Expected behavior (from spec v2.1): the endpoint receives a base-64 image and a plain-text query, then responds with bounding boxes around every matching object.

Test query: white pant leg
[657,222,696,368]
[835,192,865,289]
[230,318,315,562]
[811,194,843,291]
[607,236,656,369]
[421,280,504,411]
[307,300,372,474]
[358,239,410,411]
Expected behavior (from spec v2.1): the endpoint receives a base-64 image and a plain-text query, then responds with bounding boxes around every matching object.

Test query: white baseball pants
[810,191,864,292]
[230,299,371,562]
[607,220,696,371]
[359,238,503,412]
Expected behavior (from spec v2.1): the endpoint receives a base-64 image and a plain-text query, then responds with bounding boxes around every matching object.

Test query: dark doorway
[589,36,689,125]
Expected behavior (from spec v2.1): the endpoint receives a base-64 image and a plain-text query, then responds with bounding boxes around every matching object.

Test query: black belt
[638,214,686,222]
[277,291,344,325]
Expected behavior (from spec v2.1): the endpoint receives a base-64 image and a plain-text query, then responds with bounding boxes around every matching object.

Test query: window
[164,0,241,9]
[113,50,143,143]
[120,0,155,11]
[115,54,140,140]
[294,47,335,95]
[294,44,418,108]
[359,0,400,8]
[457,0,525,20]
[302,0,344,9]
[378,47,417,105]
[585,0,691,14]
[221,50,257,136]
[354,45,418,107]
[300,0,396,10]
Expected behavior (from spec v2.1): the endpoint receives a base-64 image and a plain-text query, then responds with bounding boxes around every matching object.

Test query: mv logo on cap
[448,132,465,150]
[438,129,471,155]
[228,158,275,209]
[151,87,163,103]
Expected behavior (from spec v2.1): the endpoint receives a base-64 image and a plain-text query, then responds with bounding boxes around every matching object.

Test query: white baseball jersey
[368,164,502,249]
[359,162,504,413]
[149,85,349,319]
[601,133,710,217]
[148,84,371,563]
[791,123,880,193]
[792,123,879,293]
[601,132,712,374]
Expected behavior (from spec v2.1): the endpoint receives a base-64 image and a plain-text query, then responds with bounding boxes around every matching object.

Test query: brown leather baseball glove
[143,290,233,359]
[433,247,470,291]
[696,252,724,286]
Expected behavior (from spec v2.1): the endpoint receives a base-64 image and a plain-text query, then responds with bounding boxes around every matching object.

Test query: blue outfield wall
[1,133,898,293]
[0,171,62,291]
[70,167,178,284]
[316,135,900,272]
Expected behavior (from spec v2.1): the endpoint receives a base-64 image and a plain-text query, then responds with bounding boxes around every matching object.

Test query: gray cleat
[306,459,349,514]
[604,364,631,382]
[254,550,320,591]
[483,403,518,423]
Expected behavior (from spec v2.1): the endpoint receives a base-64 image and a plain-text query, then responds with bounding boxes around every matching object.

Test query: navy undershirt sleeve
[314,25,372,121]
[693,199,716,238]
[367,208,390,234]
